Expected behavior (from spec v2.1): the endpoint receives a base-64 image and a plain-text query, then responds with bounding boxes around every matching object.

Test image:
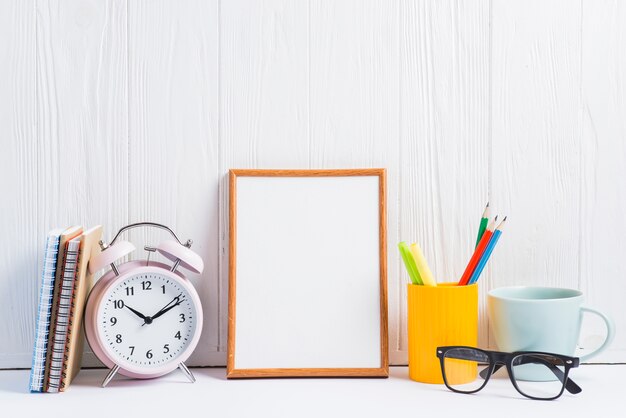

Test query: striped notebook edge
[60,225,102,391]
[46,238,81,393]
[29,229,63,393]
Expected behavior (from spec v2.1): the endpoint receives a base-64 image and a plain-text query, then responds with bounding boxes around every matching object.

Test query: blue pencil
[468,216,507,285]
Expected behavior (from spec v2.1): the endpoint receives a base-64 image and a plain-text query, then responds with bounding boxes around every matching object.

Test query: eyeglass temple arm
[477,359,582,394]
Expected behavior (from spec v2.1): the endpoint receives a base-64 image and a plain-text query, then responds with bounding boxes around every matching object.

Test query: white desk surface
[0,366,621,417]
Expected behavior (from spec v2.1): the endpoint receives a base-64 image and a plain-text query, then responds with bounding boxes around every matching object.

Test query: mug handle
[579,306,615,362]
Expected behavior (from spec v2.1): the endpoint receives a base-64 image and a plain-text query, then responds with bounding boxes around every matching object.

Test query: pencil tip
[482,202,491,218]
[502,216,507,221]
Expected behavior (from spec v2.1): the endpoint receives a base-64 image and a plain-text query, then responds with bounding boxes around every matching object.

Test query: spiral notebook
[46,237,81,392]
[29,229,63,392]
[59,225,103,391]
[43,226,82,392]
[29,225,103,393]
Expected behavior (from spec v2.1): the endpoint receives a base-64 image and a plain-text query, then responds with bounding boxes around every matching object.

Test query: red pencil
[458,216,498,285]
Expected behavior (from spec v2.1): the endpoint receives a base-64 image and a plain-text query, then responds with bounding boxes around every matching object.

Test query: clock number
[125,286,134,296]
[129,346,135,355]
[142,280,152,291]
[174,331,181,340]
[161,284,166,294]
[110,317,117,326]
[179,313,186,323]
[115,334,122,343]
[114,300,124,309]
[163,344,170,354]
[146,350,153,359]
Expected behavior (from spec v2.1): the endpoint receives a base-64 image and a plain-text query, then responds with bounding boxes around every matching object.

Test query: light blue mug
[488,286,615,381]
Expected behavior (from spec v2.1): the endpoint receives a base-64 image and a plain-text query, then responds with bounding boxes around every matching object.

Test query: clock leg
[178,362,196,383]
[101,364,120,388]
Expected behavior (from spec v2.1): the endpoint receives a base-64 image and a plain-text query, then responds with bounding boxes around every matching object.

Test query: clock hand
[141,293,184,326]
[151,297,186,321]
[125,304,148,321]
[153,293,181,316]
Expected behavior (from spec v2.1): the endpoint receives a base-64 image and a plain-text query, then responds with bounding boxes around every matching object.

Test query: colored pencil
[475,202,490,248]
[398,242,423,285]
[410,243,437,287]
[468,216,507,285]
[458,216,498,286]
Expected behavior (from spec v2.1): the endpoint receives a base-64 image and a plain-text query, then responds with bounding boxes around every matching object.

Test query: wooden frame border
[227,169,388,378]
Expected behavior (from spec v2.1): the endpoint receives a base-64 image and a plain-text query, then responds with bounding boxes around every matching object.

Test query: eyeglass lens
[511,354,566,399]
[442,347,489,392]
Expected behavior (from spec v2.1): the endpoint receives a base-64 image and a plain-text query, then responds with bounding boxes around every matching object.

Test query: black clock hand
[125,304,148,321]
[153,293,181,317]
[142,293,185,326]
[151,298,185,321]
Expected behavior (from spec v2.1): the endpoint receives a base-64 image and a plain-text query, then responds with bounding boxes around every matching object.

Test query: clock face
[97,271,198,370]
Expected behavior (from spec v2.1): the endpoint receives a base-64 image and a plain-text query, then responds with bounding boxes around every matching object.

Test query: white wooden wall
[1,0,624,368]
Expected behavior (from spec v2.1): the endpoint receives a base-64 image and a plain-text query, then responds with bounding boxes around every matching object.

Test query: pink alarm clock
[84,222,204,387]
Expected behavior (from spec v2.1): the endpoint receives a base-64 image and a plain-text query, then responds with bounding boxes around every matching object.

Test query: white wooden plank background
[309,0,400,361]
[33,0,129,367]
[580,0,626,363]
[1,0,624,368]
[127,0,220,367]
[0,0,37,367]
[219,0,310,356]
[490,0,583,361]
[399,0,490,355]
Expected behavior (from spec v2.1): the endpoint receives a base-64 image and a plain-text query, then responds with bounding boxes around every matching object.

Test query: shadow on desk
[72,367,228,389]
[0,367,229,394]
[0,370,30,394]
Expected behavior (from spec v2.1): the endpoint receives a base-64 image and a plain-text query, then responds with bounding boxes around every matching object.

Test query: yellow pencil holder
[407,283,478,384]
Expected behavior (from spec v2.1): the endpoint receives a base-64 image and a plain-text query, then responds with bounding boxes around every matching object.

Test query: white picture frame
[227,169,388,378]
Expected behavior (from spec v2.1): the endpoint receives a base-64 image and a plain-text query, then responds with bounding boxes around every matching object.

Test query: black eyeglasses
[436,346,582,400]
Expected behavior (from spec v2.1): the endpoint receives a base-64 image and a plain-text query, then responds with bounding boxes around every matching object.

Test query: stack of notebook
[29,225,103,393]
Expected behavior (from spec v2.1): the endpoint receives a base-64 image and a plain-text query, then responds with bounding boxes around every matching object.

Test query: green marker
[475,202,490,248]
[398,241,423,285]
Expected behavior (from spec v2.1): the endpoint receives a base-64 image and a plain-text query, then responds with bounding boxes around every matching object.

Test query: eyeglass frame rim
[436,345,580,401]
